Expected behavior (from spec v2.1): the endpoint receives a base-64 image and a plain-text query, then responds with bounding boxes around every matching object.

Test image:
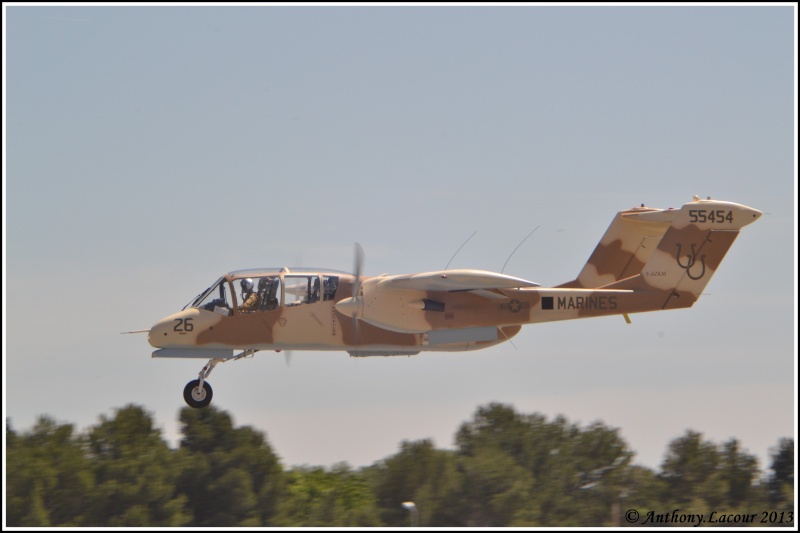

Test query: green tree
[85,404,190,526]
[766,437,794,516]
[176,405,284,526]
[8,403,787,529]
[452,403,633,527]
[368,439,461,526]
[274,463,382,526]
[618,464,665,526]
[658,430,766,518]
[6,417,95,526]
[717,438,759,508]
[659,429,719,506]
[454,444,535,526]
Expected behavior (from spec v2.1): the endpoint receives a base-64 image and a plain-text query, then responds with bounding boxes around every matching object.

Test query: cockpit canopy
[183,268,347,316]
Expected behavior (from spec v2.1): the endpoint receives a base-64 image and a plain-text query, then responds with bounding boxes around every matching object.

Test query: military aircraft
[143,196,761,408]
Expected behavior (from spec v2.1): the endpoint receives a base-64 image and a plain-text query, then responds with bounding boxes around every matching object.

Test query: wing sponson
[152,348,234,359]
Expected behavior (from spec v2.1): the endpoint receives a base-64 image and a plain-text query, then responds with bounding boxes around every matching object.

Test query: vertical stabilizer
[607,197,762,309]
[557,204,676,288]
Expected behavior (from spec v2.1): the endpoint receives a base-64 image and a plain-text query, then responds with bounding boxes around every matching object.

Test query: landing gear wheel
[183,379,213,408]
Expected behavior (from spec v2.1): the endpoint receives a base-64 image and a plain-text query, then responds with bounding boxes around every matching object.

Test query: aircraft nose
[148,320,167,348]
[148,315,180,348]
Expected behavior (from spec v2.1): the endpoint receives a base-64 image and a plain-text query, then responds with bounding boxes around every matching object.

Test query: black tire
[183,379,213,408]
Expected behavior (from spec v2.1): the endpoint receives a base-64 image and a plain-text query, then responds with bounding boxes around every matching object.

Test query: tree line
[5,403,794,527]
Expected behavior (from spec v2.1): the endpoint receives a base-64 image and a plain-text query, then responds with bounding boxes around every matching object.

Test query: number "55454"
[689,209,733,224]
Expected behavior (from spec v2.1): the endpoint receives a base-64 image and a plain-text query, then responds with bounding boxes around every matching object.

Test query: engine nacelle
[335,278,432,333]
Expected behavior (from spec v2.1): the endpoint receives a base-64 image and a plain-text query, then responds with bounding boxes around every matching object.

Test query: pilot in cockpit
[239,278,259,313]
[309,277,321,303]
[258,277,279,310]
[323,277,338,301]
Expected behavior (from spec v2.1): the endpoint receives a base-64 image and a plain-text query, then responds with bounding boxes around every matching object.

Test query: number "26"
[173,318,194,332]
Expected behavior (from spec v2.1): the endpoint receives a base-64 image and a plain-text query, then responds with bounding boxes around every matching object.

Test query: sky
[4,4,797,477]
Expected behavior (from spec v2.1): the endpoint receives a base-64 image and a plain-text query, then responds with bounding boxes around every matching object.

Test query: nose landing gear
[182,350,257,408]
[184,379,213,408]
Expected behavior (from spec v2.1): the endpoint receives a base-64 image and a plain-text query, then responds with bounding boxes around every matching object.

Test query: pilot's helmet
[241,278,254,293]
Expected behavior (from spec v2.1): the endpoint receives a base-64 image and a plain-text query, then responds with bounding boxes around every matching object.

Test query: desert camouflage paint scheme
[147,196,761,407]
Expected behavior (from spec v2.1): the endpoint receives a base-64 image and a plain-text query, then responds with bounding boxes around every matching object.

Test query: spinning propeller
[335,243,365,343]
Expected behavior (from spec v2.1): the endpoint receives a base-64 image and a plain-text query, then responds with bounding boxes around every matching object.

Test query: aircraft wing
[386,269,540,292]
